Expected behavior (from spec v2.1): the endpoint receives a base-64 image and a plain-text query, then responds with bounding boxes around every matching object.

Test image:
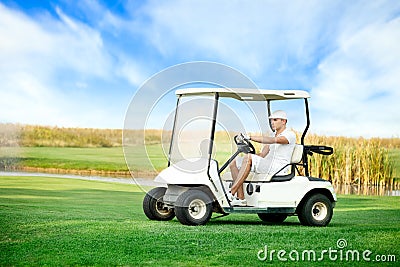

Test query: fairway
[16,147,130,172]
[5,145,231,176]
[1,176,399,266]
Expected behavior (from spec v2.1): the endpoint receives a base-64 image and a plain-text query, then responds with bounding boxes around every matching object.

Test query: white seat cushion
[291,144,303,164]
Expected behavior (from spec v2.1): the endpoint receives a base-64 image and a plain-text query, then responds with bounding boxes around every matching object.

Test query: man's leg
[229,158,244,199]
[230,154,252,199]
[229,158,239,180]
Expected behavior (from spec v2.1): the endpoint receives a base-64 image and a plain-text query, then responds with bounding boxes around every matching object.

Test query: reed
[301,133,396,188]
[0,124,122,147]
[0,123,21,170]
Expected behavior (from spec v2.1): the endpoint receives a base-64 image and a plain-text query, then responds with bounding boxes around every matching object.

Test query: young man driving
[228,110,296,206]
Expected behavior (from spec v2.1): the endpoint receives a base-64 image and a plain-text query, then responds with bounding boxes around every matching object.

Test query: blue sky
[0,0,399,137]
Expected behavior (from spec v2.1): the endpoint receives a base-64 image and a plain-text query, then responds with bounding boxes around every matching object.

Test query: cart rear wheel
[298,193,333,226]
[174,189,213,226]
[143,187,175,221]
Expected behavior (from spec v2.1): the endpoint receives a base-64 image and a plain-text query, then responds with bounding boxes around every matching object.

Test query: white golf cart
[143,88,336,226]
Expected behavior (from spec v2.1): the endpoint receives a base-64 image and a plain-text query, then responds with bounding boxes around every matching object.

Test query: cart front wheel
[174,189,213,226]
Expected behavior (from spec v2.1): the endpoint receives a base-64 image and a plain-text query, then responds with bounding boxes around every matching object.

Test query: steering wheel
[217,134,256,174]
[234,134,255,154]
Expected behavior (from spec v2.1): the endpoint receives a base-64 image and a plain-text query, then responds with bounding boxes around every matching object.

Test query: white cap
[269,110,287,120]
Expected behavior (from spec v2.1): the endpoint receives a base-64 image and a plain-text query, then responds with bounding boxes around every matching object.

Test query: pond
[334,183,400,196]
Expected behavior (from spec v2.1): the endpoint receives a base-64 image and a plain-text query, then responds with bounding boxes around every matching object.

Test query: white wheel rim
[312,201,328,221]
[188,199,207,220]
[156,198,170,215]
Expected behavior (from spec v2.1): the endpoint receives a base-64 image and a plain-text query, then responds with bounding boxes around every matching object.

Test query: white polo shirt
[236,129,296,175]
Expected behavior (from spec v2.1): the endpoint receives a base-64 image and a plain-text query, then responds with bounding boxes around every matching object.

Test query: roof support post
[301,98,310,176]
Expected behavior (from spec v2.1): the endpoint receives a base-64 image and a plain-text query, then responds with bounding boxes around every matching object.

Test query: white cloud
[0,3,143,128]
[138,1,346,79]
[115,56,148,87]
[311,18,400,137]
[137,0,400,137]
[0,4,112,78]
[136,0,398,91]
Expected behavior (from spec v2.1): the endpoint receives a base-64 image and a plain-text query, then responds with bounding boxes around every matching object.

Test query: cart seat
[222,144,303,182]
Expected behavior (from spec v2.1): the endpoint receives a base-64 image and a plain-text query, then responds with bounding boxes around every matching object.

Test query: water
[334,184,400,196]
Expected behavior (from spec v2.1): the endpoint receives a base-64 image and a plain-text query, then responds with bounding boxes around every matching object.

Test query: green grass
[1,145,231,174]
[1,147,130,172]
[1,176,399,266]
[19,146,129,171]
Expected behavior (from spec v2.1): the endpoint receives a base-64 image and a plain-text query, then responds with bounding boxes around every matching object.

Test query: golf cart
[143,88,336,226]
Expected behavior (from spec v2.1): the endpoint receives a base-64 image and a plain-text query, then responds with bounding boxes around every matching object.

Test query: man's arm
[258,145,270,157]
[250,135,289,145]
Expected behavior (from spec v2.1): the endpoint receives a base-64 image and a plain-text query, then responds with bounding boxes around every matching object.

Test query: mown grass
[1,145,225,175]
[1,145,171,173]
[6,147,129,172]
[0,176,399,266]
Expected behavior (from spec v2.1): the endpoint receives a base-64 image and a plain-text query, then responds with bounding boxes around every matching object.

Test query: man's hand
[241,133,250,140]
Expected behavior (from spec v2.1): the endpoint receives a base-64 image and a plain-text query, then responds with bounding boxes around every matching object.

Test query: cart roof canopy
[175,88,310,101]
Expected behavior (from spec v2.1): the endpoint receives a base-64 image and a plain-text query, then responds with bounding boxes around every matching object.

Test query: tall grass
[142,129,398,188]
[0,123,21,170]
[301,133,397,188]
[0,124,122,147]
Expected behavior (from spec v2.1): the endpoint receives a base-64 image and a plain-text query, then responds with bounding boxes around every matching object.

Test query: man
[228,110,296,206]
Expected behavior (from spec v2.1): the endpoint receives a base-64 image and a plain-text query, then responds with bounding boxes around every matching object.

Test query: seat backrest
[291,144,303,164]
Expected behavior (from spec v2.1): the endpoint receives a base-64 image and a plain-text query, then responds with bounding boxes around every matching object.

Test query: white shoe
[231,198,247,206]
[226,192,235,201]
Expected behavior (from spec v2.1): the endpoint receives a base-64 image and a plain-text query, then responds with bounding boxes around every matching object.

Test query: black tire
[258,213,288,223]
[298,193,333,226]
[174,189,213,226]
[143,187,175,221]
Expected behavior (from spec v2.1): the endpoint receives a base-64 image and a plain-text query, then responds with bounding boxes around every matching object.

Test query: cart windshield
[169,94,217,173]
